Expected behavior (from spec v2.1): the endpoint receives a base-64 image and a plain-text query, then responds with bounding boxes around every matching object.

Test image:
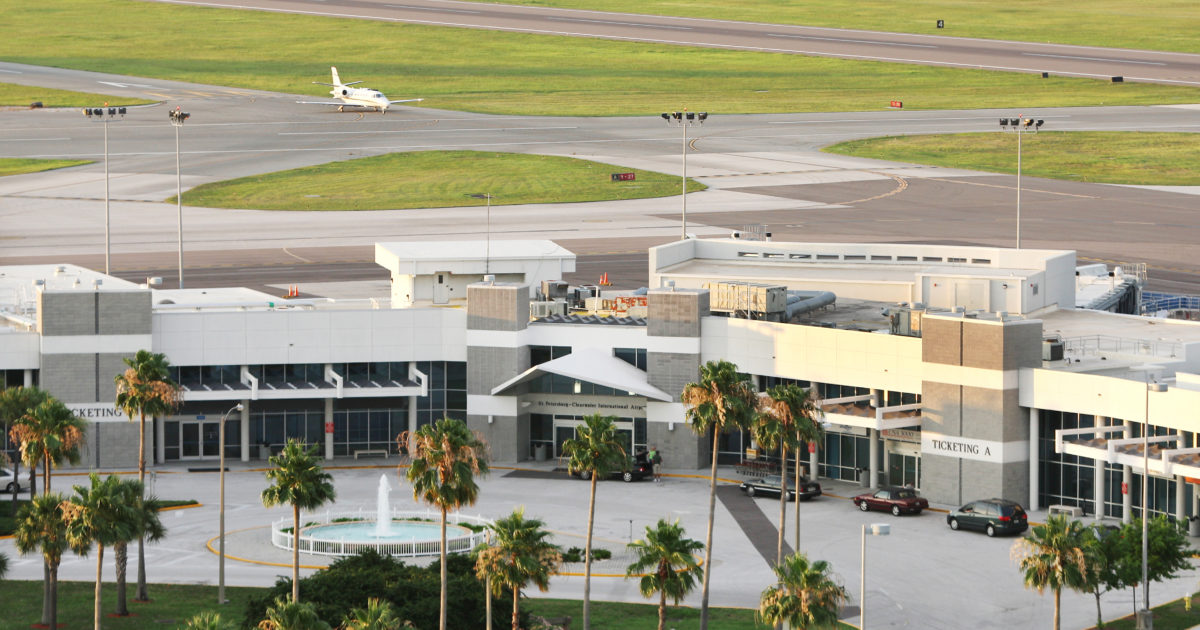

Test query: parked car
[947,498,1029,537]
[1,467,22,493]
[740,474,822,501]
[852,486,928,516]
[572,453,652,483]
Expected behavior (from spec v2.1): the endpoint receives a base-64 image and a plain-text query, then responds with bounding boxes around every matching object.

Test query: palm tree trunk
[699,427,720,630]
[793,448,802,551]
[136,412,149,602]
[41,560,51,625]
[28,461,36,497]
[439,506,448,630]
[292,503,301,603]
[512,586,521,630]
[1054,588,1061,630]
[777,443,787,566]
[94,544,104,630]
[658,587,667,630]
[1094,589,1103,628]
[49,562,59,630]
[584,474,597,630]
[115,541,129,615]
[43,455,51,493]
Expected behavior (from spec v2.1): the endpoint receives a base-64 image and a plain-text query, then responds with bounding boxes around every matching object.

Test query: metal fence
[1141,291,1200,315]
[271,508,491,558]
[1062,334,1181,359]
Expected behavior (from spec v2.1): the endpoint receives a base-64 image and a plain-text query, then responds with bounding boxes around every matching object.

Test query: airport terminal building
[3,238,1200,523]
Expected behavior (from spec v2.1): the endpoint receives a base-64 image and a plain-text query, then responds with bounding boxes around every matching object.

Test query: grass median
[824,132,1200,186]
[0,157,92,177]
[2,1,1199,115]
[178,151,704,210]
[470,0,1200,54]
[0,81,151,109]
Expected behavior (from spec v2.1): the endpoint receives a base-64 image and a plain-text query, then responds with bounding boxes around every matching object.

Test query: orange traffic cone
[600,272,610,286]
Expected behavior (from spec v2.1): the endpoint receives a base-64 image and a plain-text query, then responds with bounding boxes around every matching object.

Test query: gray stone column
[466,282,530,462]
[647,288,708,469]
[324,398,334,460]
[240,401,251,462]
[1176,476,1186,522]
[23,369,33,387]
[1029,408,1039,511]
[1123,420,1133,524]
[869,429,880,490]
[155,416,166,464]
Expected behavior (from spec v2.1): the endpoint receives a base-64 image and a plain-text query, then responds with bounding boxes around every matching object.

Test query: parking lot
[3,459,1198,629]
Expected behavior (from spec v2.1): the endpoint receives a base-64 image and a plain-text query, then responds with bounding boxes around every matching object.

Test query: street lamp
[661,110,708,241]
[169,106,191,289]
[82,105,127,275]
[466,193,493,275]
[999,116,1044,249]
[860,522,890,629]
[1138,379,1167,630]
[218,401,244,605]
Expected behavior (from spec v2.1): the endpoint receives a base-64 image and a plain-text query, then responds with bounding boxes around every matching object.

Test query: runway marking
[383,3,479,13]
[281,248,314,263]
[836,172,908,205]
[928,177,1098,198]
[97,80,154,88]
[147,0,1200,87]
[767,33,936,48]
[547,16,691,30]
[0,69,22,74]
[1023,52,1167,66]
[1115,221,1156,225]
[278,125,578,135]
[0,137,70,142]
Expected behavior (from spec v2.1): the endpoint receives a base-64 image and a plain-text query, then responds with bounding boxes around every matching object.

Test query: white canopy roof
[490,348,672,402]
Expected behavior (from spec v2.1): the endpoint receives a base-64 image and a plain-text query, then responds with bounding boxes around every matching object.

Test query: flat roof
[376,240,574,263]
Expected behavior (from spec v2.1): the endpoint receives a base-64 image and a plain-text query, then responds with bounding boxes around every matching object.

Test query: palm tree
[625,519,705,630]
[180,611,237,630]
[560,413,626,630]
[406,417,489,630]
[257,597,332,630]
[758,552,847,630]
[63,473,136,630]
[261,440,336,604]
[114,349,181,602]
[1011,514,1090,630]
[113,480,166,616]
[681,359,759,629]
[475,507,562,630]
[0,386,49,499]
[762,384,823,553]
[9,397,85,495]
[342,597,409,630]
[14,493,69,630]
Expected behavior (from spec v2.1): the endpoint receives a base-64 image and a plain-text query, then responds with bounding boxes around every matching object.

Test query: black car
[739,474,822,501]
[947,498,1029,537]
[572,453,652,483]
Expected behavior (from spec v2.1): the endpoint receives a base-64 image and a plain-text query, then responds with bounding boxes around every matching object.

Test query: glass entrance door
[180,421,221,459]
[552,419,635,459]
[887,452,921,488]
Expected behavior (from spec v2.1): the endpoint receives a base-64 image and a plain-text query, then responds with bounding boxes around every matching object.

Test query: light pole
[466,193,493,275]
[1138,379,1167,630]
[218,402,244,605]
[860,522,890,629]
[169,106,191,289]
[661,110,707,241]
[999,116,1043,249]
[82,105,127,275]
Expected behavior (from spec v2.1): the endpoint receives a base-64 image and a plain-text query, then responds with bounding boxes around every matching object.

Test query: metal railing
[1141,291,1200,315]
[271,508,491,558]
[1062,334,1180,359]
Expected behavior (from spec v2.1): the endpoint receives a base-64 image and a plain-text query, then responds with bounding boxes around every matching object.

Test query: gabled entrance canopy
[491,349,673,402]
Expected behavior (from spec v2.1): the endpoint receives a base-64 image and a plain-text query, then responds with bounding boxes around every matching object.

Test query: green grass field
[824,131,1200,185]
[0,157,92,177]
[0,82,150,109]
[472,0,1200,54]
[179,151,704,210]
[1,1,1198,115]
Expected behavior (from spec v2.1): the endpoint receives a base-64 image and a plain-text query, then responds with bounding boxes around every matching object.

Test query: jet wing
[388,98,424,104]
[296,100,366,106]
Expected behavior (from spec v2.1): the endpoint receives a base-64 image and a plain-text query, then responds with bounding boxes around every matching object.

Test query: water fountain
[270,473,491,558]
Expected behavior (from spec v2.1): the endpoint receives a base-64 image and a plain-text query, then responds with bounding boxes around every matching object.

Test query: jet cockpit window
[374,93,383,98]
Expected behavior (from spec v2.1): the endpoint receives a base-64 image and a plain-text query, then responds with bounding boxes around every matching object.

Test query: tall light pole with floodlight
[218,401,244,605]
[466,193,494,275]
[999,116,1044,249]
[661,110,707,241]
[1138,377,1167,630]
[860,522,890,629]
[169,106,190,289]
[82,105,127,275]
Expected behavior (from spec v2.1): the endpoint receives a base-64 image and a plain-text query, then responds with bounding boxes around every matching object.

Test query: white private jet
[297,67,422,113]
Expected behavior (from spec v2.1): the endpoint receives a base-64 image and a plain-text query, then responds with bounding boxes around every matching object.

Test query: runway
[148,0,1200,86]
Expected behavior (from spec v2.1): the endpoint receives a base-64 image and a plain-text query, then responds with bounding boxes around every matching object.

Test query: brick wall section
[79,421,146,470]
[468,413,528,463]
[648,352,699,404]
[98,291,152,335]
[466,346,526,396]
[647,289,709,337]
[467,283,529,332]
[39,292,96,336]
[647,420,707,469]
[40,353,98,403]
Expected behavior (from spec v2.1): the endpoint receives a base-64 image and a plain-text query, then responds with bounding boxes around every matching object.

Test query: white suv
[1,467,22,493]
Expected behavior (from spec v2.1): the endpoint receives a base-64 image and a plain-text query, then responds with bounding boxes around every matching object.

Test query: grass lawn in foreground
[1085,596,1200,630]
[0,82,152,108]
[472,0,1200,54]
[0,157,92,177]
[824,132,1200,186]
[179,151,704,210]
[3,1,1199,116]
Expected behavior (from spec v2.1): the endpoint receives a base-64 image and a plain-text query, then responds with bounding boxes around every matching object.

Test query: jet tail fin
[331,66,342,87]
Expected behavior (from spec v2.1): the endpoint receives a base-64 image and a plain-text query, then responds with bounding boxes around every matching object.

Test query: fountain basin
[271,510,491,558]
